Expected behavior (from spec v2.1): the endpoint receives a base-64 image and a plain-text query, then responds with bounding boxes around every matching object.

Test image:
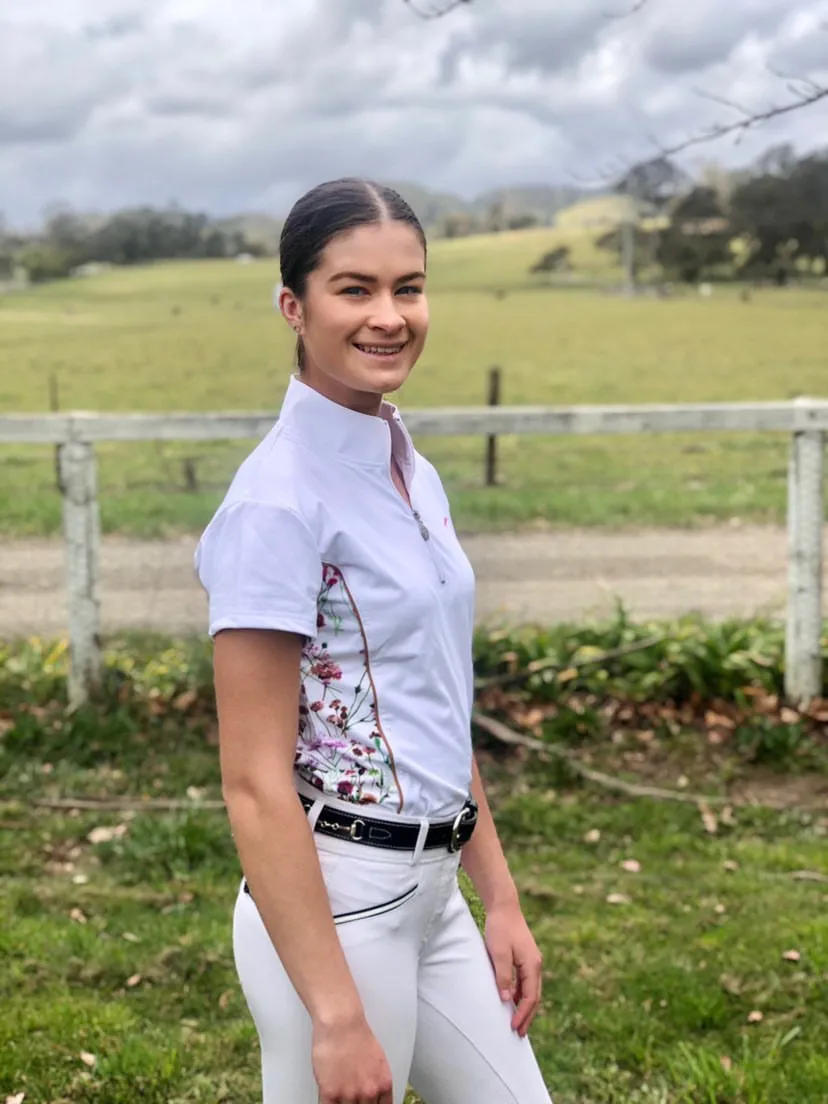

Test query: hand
[312,1012,394,1103]
[484,901,544,1038]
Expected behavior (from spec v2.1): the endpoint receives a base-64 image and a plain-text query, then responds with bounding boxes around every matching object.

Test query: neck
[298,365,383,417]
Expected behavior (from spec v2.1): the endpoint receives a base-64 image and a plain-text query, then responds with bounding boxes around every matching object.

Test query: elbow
[221,770,297,821]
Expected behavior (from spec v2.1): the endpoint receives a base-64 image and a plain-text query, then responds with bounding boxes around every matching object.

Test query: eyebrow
[328,270,426,284]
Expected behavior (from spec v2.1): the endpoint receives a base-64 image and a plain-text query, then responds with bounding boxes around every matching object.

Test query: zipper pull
[412,510,430,540]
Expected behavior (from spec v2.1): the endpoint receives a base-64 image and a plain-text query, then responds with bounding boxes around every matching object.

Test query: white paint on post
[785,404,825,705]
[59,440,102,707]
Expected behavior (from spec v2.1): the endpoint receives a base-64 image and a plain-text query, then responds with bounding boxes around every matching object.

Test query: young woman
[195,178,553,1104]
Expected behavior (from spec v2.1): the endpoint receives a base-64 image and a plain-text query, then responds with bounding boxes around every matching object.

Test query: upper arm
[214,629,305,796]
[195,498,322,793]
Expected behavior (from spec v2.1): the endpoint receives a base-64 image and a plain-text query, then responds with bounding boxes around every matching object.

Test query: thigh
[233,854,421,1104]
[410,885,553,1104]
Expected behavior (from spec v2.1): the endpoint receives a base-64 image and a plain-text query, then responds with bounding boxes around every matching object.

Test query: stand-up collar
[277,374,415,480]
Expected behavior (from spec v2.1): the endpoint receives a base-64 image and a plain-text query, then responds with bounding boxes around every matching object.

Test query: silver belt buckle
[449,803,474,853]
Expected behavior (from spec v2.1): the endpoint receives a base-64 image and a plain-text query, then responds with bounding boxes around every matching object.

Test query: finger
[487,943,516,1002]
[511,962,542,1035]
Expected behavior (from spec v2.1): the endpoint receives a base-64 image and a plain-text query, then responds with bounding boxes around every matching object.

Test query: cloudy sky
[2,0,827,228]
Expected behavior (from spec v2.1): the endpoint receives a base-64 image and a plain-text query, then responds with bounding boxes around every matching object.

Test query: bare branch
[402,0,470,18]
[657,83,828,157]
[602,0,650,18]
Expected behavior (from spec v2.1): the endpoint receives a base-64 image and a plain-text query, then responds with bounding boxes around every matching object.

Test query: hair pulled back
[279,178,427,369]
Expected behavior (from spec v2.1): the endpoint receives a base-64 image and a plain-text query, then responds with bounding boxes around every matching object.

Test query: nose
[367,293,406,332]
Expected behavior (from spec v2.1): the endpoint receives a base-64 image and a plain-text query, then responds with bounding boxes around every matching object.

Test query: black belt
[299,792,478,853]
[242,794,477,899]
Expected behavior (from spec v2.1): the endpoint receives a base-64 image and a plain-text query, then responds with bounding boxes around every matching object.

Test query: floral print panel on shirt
[295,564,403,810]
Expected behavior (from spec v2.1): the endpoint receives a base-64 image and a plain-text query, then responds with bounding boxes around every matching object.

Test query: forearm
[460,754,520,911]
[225,782,364,1028]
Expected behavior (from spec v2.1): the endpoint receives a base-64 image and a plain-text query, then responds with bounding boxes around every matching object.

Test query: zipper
[412,508,446,585]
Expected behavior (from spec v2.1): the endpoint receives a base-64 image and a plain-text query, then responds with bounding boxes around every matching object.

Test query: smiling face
[279,220,429,414]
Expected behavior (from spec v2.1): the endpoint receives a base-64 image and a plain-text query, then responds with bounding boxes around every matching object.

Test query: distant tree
[486,200,506,233]
[529,245,570,274]
[657,187,731,283]
[507,213,539,231]
[441,212,477,238]
[729,151,828,284]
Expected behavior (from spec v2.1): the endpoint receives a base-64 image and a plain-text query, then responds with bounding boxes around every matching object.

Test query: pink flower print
[311,655,343,683]
[317,612,326,629]
[310,700,325,713]
[337,780,354,797]
[322,565,342,589]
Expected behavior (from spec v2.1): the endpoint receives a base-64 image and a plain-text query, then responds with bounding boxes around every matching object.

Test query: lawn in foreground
[2,734,826,1102]
[1,246,826,536]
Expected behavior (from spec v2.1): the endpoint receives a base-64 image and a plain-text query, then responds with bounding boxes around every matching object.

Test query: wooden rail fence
[1,395,826,708]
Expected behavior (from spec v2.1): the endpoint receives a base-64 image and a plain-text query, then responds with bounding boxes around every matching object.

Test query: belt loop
[410,816,429,866]
[306,798,325,832]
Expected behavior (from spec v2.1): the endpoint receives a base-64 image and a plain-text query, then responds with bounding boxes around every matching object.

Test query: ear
[279,287,304,334]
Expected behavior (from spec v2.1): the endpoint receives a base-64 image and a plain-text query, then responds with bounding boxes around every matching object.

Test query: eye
[340,286,368,297]
[397,285,423,296]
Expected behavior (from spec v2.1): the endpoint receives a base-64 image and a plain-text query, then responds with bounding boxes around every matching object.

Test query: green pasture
[2,628,828,1104]
[1,232,826,536]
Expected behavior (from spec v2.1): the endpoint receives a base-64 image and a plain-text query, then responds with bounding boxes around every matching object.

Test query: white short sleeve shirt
[195,375,476,819]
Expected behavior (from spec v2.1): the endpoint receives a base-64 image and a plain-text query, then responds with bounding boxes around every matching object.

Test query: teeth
[356,344,404,355]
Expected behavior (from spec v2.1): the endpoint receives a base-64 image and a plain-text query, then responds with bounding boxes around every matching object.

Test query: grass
[0,235,826,537]
[2,629,828,1102]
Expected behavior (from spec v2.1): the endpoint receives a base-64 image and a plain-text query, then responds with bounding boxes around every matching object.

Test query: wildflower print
[295,563,402,809]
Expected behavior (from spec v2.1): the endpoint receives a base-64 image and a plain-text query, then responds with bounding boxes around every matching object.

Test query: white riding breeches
[232,787,554,1103]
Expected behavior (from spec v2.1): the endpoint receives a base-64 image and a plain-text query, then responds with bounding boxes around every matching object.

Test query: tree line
[531,144,828,287]
[0,206,269,284]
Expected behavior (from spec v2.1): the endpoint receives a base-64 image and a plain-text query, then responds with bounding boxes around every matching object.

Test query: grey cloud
[144,93,237,119]
[84,13,146,40]
[638,2,795,75]
[442,7,609,77]
[1,0,826,227]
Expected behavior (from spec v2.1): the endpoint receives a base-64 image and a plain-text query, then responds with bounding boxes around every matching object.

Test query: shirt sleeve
[195,499,322,639]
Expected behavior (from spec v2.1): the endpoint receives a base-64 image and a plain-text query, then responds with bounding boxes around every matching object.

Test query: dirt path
[2,525,819,638]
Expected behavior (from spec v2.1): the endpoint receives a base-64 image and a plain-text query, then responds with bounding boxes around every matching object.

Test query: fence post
[785,400,825,706]
[58,439,102,707]
[485,366,501,487]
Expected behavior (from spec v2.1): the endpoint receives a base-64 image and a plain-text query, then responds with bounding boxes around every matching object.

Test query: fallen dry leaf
[556,667,578,684]
[79,1052,97,1068]
[186,786,206,801]
[72,874,89,886]
[720,974,743,996]
[782,949,802,963]
[779,706,801,725]
[126,974,142,988]
[122,932,141,943]
[723,860,739,872]
[69,908,87,924]
[747,1010,764,1024]
[621,860,642,874]
[705,710,736,731]
[584,829,601,845]
[720,1056,733,1072]
[699,803,718,835]
[714,903,727,914]
[218,989,233,1010]
[173,689,198,712]
[87,824,128,845]
[6,1093,26,1104]
[606,893,630,906]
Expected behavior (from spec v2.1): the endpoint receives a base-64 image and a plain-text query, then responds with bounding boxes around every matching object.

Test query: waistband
[294,774,471,866]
